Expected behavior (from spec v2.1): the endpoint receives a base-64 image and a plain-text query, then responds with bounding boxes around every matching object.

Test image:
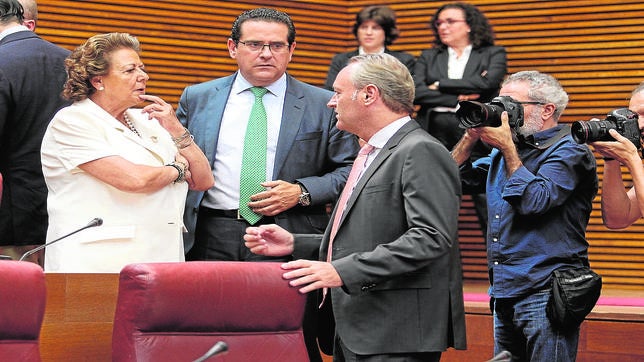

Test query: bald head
[18,0,36,30]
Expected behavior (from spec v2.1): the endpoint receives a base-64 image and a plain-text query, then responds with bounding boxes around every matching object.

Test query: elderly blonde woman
[41,32,214,273]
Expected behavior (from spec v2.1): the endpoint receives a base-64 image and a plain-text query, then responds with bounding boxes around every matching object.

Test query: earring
[98,86,105,91]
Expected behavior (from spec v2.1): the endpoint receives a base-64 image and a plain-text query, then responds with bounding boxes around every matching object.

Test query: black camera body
[456,95,524,129]
[571,108,641,149]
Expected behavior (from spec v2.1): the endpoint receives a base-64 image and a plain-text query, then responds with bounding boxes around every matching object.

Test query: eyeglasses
[434,19,467,27]
[238,41,290,53]
[519,101,547,106]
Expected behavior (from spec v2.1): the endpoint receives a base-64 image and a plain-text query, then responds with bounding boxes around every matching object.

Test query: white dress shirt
[433,45,473,113]
[202,72,286,210]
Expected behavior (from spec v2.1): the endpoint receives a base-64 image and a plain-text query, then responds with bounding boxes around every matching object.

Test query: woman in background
[414,2,507,236]
[414,1,506,152]
[41,32,214,273]
[324,5,415,90]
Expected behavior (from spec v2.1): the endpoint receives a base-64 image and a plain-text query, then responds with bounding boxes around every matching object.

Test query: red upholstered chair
[112,261,309,362]
[0,261,46,361]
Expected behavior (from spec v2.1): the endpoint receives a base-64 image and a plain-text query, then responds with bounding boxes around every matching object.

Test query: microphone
[19,218,103,262]
[486,350,512,362]
[193,341,228,362]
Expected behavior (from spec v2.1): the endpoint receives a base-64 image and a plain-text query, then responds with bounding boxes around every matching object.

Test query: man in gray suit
[0,0,70,264]
[245,53,466,361]
[176,7,358,362]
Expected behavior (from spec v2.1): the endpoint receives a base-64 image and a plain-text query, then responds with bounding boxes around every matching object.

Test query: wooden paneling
[40,273,119,362]
[33,0,644,290]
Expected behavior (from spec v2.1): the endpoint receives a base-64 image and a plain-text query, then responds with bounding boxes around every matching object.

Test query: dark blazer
[295,121,467,355]
[414,45,507,113]
[0,30,70,246]
[176,72,359,251]
[324,48,416,90]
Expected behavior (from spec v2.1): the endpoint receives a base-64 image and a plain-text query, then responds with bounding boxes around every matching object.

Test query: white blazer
[41,99,188,273]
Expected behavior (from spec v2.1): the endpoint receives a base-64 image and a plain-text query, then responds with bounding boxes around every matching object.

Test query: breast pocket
[288,131,323,171]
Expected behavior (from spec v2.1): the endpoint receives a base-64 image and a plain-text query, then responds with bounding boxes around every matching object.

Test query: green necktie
[239,86,268,224]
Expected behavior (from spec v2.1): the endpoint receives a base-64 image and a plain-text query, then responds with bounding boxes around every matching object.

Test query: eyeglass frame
[434,19,467,27]
[518,101,557,113]
[237,40,291,53]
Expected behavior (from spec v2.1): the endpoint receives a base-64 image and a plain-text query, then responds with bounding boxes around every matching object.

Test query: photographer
[590,82,644,229]
[452,70,598,361]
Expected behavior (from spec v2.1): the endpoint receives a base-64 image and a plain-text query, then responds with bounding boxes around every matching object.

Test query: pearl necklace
[123,113,141,137]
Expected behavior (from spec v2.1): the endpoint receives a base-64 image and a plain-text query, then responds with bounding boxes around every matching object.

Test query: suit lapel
[272,75,304,178]
[203,75,235,163]
[337,121,419,227]
[79,100,168,164]
[122,110,171,163]
[463,48,484,78]
[436,49,449,77]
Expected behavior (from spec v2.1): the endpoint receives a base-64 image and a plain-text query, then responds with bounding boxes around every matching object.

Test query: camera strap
[519,125,571,150]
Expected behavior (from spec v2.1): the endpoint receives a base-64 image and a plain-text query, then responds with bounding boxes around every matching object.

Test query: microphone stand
[19,218,103,261]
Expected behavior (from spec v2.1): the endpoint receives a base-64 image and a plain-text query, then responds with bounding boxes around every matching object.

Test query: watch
[297,183,311,206]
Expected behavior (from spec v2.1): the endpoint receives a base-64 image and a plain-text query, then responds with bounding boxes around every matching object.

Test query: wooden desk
[41,274,643,362]
[40,273,119,362]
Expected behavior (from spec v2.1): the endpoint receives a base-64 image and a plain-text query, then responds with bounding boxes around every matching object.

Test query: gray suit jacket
[295,121,467,354]
[176,72,359,251]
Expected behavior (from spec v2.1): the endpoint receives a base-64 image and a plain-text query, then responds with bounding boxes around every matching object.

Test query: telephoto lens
[571,108,641,149]
[457,101,502,128]
[571,120,612,144]
[457,96,524,129]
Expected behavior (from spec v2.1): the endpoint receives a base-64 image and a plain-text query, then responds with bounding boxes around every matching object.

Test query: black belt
[200,207,242,219]
[199,207,274,223]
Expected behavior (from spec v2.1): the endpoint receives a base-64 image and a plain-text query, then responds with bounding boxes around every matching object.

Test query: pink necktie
[328,143,375,257]
[320,143,374,307]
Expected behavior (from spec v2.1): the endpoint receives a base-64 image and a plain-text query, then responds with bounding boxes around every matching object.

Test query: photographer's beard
[517,111,545,137]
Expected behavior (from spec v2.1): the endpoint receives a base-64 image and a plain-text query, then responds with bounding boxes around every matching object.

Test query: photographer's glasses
[519,101,547,106]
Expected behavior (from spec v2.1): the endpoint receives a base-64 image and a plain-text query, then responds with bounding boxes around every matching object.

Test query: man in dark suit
[176,8,358,362]
[0,0,70,264]
[245,53,466,361]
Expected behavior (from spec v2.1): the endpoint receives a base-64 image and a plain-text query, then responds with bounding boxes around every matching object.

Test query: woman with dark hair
[324,5,415,90]
[414,1,507,151]
[414,2,507,237]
